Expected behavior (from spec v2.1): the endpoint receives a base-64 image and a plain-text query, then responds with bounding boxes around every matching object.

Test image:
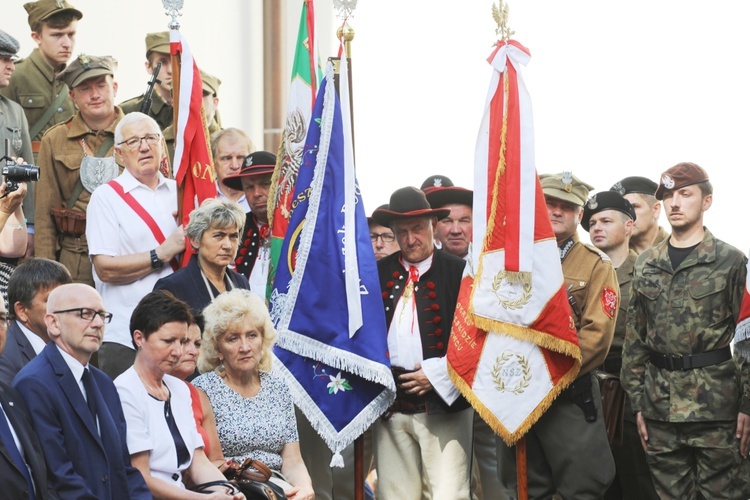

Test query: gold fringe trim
[503,270,531,285]
[448,352,581,446]
[471,316,582,363]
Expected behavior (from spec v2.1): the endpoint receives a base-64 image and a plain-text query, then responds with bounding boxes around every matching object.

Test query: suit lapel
[9,324,37,364]
[45,345,103,444]
[0,389,21,475]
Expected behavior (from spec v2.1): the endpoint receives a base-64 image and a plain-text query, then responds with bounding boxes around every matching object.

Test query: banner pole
[517,437,528,500]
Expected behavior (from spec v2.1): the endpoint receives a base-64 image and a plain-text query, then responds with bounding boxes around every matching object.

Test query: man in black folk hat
[583,191,659,500]
[610,176,668,254]
[368,204,399,261]
[223,151,274,297]
[621,162,750,498]
[372,186,472,500]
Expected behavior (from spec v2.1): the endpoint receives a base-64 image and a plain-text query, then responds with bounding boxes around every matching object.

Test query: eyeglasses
[53,308,113,324]
[117,133,161,150]
[370,232,396,243]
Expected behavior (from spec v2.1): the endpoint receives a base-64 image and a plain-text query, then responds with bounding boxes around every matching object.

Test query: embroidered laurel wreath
[491,352,532,395]
[491,270,532,310]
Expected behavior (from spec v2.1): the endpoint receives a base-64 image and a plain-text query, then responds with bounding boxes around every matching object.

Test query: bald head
[46,284,107,366]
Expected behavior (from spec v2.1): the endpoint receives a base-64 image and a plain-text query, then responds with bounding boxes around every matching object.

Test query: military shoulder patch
[601,286,618,318]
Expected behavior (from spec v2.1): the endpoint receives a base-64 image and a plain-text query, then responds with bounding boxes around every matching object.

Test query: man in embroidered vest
[621,163,750,498]
[0,0,83,259]
[496,172,618,499]
[222,150,274,297]
[86,112,184,380]
[211,128,255,213]
[372,186,472,500]
[610,176,669,255]
[35,54,123,286]
[582,191,659,500]
[119,32,174,131]
[13,283,150,499]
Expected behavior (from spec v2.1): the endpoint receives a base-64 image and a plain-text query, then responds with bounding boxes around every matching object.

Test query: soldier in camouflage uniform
[496,173,618,499]
[118,32,174,131]
[621,162,750,499]
[583,191,658,500]
[610,176,669,255]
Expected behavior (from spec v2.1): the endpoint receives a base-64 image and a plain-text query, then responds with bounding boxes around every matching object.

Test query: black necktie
[81,368,98,422]
[0,406,36,499]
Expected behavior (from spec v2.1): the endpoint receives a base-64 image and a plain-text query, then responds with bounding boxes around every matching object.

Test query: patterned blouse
[192,370,298,470]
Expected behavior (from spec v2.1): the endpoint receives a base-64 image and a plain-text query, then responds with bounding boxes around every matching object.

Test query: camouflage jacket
[602,249,637,374]
[562,234,619,375]
[621,228,750,421]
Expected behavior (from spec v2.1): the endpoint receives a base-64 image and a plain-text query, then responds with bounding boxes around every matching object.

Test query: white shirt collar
[55,343,89,384]
[17,321,46,355]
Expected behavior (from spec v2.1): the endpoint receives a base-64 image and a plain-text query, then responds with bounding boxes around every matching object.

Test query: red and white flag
[447,40,581,445]
[170,30,217,266]
[733,260,750,357]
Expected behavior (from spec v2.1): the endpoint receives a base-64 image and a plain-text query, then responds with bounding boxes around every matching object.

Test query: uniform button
[101,474,108,482]
[27,99,33,104]
[58,107,64,113]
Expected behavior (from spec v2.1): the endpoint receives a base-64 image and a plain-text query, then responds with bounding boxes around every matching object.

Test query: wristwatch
[150,249,164,269]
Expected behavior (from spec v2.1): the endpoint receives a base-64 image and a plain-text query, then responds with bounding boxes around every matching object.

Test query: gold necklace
[136,369,168,400]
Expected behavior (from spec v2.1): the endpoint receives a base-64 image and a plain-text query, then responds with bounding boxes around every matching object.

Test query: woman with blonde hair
[193,289,313,500]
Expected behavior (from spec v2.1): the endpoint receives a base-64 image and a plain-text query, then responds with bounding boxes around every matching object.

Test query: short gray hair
[114,112,161,144]
[211,127,255,162]
[185,198,246,245]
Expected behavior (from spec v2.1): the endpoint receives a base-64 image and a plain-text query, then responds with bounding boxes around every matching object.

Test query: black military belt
[648,346,731,371]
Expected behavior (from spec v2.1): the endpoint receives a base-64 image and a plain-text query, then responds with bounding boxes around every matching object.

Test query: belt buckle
[664,354,680,370]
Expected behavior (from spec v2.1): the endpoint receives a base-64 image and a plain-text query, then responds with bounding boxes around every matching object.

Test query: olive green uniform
[34,108,124,285]
[119,92,173,131]
[630,226,669,254]
[621,228,750,499]
[497,234,618,499]
[602,250,658,500]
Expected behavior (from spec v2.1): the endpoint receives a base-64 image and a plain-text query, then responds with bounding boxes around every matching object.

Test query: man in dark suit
[0,293,54,499]
[13,283,151,499]
[0,258,72,384]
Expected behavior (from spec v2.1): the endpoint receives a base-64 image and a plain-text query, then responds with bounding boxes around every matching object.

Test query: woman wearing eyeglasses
[114,290,243,499]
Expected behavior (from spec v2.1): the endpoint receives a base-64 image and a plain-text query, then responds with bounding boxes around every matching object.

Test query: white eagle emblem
[433,178,443,187]
[661,174,675,189]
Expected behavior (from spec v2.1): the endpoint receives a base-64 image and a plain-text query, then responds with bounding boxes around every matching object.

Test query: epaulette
[582,242,612,263]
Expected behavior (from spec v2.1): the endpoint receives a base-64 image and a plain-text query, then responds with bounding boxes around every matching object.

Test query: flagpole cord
[517,436,528,500]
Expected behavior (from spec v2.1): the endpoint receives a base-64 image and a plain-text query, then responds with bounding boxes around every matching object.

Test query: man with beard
[621,163,750,498]
[583,191,658,500]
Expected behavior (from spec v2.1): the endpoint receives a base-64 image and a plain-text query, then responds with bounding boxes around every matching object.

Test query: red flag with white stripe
[733,260,750,357]
[447,40,581,445]
[170,30,217,266]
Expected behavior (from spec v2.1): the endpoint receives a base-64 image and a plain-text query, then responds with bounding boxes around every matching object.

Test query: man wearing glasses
[12,283,151,499]
[86,112,184,379]
[368,205,399,261]
[34,54,123,286]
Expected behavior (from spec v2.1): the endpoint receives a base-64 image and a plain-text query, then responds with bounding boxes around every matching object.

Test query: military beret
[200,70,221,96]
[0,30,20,59]
[540,172,594,207]
[222,151,276,191]
[581,191,636,232]
[654,162,709,200]
[610,176,658,197]
[56,54,116,88]
[420,174,455,194]
[145,32,170,57]
[24,0,83,31]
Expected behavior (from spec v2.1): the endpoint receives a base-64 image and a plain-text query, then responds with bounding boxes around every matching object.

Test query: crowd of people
[0,0,749,499]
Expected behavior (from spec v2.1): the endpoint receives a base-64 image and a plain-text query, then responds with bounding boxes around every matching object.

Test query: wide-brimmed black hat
[420,174,455,194]
[372,187,450,227]
[425,186,473,209]
[222,151,276,191]
[367,204,388,225]
[582,191,636,232]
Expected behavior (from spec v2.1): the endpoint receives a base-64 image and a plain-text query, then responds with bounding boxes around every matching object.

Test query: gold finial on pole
[493,0,515,41]
[336,23,355,57]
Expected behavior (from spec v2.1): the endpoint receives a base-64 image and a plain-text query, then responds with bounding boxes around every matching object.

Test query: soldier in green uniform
[118,32,174,131]
[621,162,750,499]
[0,0,82,257]
[496,172,618,499]
[610,176,669,254]
[0,30,33,307]
[162,70,222,169]
[583,191,658,500]
[34,55,124,286]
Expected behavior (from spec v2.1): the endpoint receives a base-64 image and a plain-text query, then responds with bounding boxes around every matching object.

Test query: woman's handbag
[595,371,626,446]
[223,458,287,500]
